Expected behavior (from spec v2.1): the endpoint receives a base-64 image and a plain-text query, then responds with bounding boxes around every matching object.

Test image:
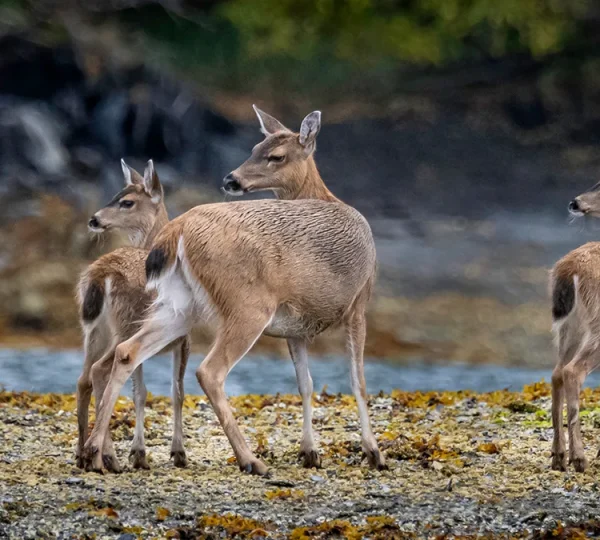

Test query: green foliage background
[124,0,591,97]
[221,0,583,65]
[0,0,594,98]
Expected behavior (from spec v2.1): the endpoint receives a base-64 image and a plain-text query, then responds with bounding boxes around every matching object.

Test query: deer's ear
[299,111,321,155]
[253,104,289,136]
[121,159,144,186]
[143,159,163,202]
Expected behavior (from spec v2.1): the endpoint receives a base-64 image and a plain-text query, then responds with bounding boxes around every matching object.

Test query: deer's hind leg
[196,306,275,475]
[563,336,600,472]
[551,363,567,471]
[288,337,320,468]
[89,346,124,473]
[76,325,109,468]
[171,336,190,468]
[345,303,386,470]
[551,322,578,471]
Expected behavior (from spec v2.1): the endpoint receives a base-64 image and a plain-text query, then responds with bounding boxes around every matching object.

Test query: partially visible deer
[550,184,600,472]
[222,106,356,468]
[81,134,386,474]
[76,160,190,472]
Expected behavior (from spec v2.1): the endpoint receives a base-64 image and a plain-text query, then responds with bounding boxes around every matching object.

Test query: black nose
[568,199,580,212]
[223,173,241,192]
[89,216,100,228]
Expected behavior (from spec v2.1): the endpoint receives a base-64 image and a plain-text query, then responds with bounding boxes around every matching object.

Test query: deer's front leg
[129,365,150,469]
[170,337,190,468]
[288,338,320,468]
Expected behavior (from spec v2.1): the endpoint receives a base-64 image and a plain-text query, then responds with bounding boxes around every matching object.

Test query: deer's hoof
[363,448,388,471]
[130,449,150,470]
[171,450,188,468]
[103,453,123,474]
[240,458,269,476]
[571,455,589,473]
[551,452,567,472]
[82,443,103,474]
[299,449,322,469]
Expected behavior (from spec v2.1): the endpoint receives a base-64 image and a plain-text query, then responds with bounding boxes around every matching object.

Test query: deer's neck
[140,205,169,250]
[277,157,340,202]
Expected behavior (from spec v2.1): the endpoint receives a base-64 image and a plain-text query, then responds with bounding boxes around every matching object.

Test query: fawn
[76,160,189,472]
[551,183,600,472]
[81,109,386,475]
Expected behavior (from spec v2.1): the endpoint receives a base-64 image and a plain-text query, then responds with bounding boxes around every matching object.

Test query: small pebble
[64,477,83,485]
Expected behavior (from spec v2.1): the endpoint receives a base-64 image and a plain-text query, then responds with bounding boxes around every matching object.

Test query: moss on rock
[2,383,600,538]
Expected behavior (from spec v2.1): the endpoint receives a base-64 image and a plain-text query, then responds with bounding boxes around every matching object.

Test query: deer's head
[88,159,166,247]
[569,182,600,218]
[223,106,321,198]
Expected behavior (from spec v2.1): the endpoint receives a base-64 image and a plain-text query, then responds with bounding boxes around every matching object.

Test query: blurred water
[2,348,600,396]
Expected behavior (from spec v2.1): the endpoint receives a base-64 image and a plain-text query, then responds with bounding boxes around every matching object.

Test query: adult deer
[76,160,189,472]
[82,112,386,476]
[221,106,361,468]
[551,183,600,472]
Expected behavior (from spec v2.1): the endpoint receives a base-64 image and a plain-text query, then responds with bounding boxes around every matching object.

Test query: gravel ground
[2,384,600,539]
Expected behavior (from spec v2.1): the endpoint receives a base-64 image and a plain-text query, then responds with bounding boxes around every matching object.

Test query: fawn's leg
[551,365,567,471]
[90,347,123,473]
[129,365,149,469]
[196,311,273,475]
[76,327,107,468]
[171,337,190,467]
[83,308,190,473]
[287,337,320,468]
[563,342,600,472]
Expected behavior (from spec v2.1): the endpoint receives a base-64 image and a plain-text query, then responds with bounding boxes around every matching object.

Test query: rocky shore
[2,383,600,538]
[0,23,598,368]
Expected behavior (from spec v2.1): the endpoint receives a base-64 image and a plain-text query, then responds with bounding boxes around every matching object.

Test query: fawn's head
[223,106,323,199]
[88,159,167,248]
[569,182,600,218]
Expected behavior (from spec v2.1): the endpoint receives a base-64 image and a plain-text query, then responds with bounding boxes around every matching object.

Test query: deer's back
[167,199,376,334]
[553,242,600,282]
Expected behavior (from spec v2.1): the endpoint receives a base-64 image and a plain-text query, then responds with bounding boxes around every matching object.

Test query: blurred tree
[220,0,589,66]
[0,0,596,101]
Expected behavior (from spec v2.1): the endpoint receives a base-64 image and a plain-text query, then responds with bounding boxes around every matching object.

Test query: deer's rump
[78,248,154,335]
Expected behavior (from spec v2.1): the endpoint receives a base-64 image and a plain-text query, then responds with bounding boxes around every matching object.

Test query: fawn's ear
[299,111,321,156]
[121,159,144,186]
[142,159,163,203]
[253,104,290,136]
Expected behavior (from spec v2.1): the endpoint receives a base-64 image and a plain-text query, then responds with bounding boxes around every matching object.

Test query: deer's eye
[120,200,135,209]
[267,154,285,163]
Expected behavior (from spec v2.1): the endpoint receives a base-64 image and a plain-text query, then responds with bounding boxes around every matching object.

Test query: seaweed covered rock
[2,383,600,538]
